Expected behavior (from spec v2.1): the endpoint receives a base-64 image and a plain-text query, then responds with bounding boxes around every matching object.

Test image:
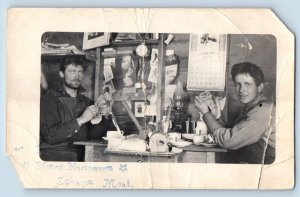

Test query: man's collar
[244,93,267,111]
[57,84,66,93]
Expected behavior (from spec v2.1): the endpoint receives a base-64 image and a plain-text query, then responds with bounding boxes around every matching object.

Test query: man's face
[60,63,84,89]
[234,73,263,104]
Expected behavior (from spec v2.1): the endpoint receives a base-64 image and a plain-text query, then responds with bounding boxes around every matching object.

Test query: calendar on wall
[187,34,228,91]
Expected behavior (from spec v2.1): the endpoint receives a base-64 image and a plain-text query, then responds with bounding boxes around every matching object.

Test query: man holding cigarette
[195,62,275,164]
[40,56,114,161]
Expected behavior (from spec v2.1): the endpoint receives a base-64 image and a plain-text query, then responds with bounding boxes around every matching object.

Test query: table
[74,141,228,163]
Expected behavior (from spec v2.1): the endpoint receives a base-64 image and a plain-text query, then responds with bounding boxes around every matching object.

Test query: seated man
[195,62,275,164]
[40,56,115,161]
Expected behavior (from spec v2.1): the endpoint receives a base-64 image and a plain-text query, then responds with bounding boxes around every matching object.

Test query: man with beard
[40,57,114,161]
[195,62,275,164]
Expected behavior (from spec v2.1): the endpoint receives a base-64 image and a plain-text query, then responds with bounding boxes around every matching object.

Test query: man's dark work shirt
[40,85,92,161]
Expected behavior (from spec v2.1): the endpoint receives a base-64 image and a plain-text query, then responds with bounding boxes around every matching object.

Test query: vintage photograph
[133,101,147,118]
[39,32,276,164]
[7,8,294,189]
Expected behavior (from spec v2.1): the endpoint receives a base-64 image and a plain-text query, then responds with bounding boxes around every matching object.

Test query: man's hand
[195,96,210,115]
[213,96,222,119]
[103,92,113,103]
[77,105,98,126]
[95,92,113,117]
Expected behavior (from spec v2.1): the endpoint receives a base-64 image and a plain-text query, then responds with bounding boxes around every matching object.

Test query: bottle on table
[195,112,207,135]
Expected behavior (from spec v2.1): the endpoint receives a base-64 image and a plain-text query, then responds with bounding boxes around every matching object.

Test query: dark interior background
[41,33,276,133]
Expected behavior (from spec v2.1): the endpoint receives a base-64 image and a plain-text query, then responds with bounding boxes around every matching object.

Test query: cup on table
[168,132,182,142]
[190,121,196,133]
[185,121,190,133]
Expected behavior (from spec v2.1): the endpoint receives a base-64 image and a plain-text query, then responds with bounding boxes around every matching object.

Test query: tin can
[185,121,190,133]
[190,121,196,134]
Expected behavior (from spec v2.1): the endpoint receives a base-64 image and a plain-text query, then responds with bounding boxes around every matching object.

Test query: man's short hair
[231,62,265,86]
[59,56,87,73]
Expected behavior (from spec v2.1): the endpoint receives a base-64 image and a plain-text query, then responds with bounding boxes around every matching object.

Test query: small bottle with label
[162,116,170,133]
[195,112,207,135]
[147,116,155,132]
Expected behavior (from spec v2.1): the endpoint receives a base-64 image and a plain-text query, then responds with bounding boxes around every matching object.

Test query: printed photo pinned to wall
[148,48,159,83]
[103,63,114,82]
[104,58,115,67]
[122,55,136,94]
[122,55,135,87]
[82,32,110,50]
[132,101,147,118]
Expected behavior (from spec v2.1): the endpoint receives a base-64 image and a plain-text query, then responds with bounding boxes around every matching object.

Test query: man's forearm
[203,112,224,133]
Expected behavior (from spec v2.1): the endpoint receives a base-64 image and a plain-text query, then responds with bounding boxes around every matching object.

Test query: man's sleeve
[40,93,80,145]
[204,104,273,150]
[89,115,115,140]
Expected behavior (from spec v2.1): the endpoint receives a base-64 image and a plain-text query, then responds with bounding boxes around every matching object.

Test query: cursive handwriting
[57,177,93,187]
[103,178,133,189]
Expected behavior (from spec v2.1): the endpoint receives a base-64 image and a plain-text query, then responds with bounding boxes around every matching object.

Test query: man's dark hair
[231,62,265,86]
[59,56,87,73]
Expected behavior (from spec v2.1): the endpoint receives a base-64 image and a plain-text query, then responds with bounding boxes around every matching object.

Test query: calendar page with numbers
[187,34,228,91]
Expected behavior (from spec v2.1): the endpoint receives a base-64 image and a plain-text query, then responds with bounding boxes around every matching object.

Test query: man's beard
[63,79,81,90]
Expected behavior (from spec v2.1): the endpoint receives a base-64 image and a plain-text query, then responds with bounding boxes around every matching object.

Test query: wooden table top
[74,140,227,153]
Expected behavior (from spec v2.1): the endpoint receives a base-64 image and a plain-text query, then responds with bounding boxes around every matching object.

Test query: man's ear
[258,83,264,93]
[59,71,64,78]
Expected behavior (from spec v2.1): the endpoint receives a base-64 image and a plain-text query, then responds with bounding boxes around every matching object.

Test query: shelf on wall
[101,49,134,58]
[110,39,159,47]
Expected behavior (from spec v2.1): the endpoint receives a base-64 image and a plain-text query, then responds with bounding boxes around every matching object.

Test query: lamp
[173,80,184,109]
